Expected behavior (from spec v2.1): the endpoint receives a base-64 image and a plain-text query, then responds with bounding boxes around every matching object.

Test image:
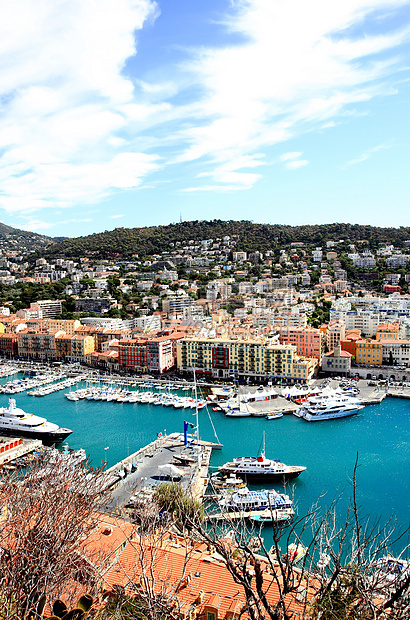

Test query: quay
[102,432,218,515]
[0,437,43,467]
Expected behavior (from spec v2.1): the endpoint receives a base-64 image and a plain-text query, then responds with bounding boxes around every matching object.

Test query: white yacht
[218,434,306,481]
[0,398,72,443]
[298,391,364,421]
[219,487,294,517]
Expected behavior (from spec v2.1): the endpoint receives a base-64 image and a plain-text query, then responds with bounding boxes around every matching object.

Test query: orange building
[278,326,323,360]
[375,323,399,340]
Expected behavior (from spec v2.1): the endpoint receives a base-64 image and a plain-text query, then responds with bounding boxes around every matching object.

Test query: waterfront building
[176,335,317,382]
[322,345,352,374]
[381,339,410,366]
[17,329,65,360]
[0,332,18,356]
[355,339,383,365]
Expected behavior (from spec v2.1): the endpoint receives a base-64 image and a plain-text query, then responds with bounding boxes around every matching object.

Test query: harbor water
[1,377,409,552]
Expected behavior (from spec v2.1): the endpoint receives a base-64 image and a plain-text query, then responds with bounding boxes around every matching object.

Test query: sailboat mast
[193,369,200,463]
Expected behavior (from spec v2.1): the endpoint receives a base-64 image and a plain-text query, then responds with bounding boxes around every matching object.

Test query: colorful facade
[177,336,317,382]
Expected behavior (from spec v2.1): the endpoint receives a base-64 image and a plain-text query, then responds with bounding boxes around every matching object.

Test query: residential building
[376,323,399,340]
[17,329,65,360]
[177,336,317,382]
[322,345,352,374]
[326,319,345,351]
[30,299,63,318]
[355,339,383,365]
[278,326,323,360]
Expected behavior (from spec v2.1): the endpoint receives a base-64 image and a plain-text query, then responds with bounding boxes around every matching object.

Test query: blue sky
[1,0,410,237]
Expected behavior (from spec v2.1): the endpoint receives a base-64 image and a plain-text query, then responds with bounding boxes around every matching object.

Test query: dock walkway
[103,433,214,514]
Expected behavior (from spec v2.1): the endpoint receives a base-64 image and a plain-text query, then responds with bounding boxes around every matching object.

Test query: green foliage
[44,595,94,620]
[153,482,204,530]
[39,221,410,261]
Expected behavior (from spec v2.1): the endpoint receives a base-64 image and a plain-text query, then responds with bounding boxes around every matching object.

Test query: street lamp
[104,446,109,467]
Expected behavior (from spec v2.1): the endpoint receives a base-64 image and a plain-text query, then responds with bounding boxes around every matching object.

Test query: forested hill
[40,221,410,259]
[0,222,54,252]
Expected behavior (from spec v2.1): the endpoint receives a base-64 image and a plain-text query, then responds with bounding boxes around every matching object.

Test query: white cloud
[0,0,408,215]
[280,152,303,162]
[0,0,159,214]
[176,0,410,188]
[110,214,125,219]
[285,159,309,170]
[342,143,391,168]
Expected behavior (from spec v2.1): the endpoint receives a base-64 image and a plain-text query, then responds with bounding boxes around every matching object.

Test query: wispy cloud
[0,0,408,218]
[176,0,409,188]
[0,0,159,215]
[342,143,391,168]
[110,214,125,219]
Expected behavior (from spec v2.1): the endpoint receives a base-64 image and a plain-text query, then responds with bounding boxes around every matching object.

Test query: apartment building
[17,329,65,360]
[30,299,63,318]
[177,336,317,382]
[326,319,346,351]
[278,326,323,360]
[118,335,178,374]
[376,323,399,340]
[355,339,383,365]
[381,339,410,366]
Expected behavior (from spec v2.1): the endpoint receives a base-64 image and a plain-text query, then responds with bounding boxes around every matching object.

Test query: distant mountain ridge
[40,220,410,260]
[0,222,54,252]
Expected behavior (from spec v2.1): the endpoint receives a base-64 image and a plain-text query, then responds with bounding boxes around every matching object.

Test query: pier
[0,437,43,467]
[102,432,217,515]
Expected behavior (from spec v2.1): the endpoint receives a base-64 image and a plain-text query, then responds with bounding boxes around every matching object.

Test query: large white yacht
[298,393,364,421]
[0,398,72,443]
[218,434,306,481]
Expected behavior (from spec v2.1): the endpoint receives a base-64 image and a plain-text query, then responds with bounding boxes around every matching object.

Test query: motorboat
[266,413,283,420]
[218,433,306,481]
[0,398,72,444]
[219,487,294,520]
[299,399,364,421]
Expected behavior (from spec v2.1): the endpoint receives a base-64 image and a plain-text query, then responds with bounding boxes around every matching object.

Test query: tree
[0,455,108,620]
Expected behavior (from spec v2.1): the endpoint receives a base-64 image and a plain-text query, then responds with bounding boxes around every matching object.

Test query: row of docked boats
[28,376,85,397]
[0,372,65,394]
[65,387,207,409]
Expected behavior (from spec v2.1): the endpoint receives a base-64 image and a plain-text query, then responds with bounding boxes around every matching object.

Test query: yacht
[218,433,306,481]
[297,392,364,421]
[0,398,72,443]
[218,487,294,517]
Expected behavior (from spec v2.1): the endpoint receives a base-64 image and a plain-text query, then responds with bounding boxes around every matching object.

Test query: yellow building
[70,335,95,362]
[355,339,383,365]
[375,323,399,341]
[177,336,317,382]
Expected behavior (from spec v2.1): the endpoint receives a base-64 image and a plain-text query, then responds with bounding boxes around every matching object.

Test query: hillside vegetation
[40,221,410,259]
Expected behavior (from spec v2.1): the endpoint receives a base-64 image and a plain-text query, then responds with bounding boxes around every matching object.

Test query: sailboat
[185,370,223,450]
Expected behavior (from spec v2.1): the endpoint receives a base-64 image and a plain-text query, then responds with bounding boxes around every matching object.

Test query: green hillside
[40,220,410,259]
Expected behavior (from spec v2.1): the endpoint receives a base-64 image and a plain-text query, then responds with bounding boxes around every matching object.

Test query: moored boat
[0,398,72,444]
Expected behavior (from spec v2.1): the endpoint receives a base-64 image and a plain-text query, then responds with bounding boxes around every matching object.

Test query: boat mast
[193,369,200,464]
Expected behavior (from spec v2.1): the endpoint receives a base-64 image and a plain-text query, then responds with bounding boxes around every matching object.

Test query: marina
[0,368,409,555]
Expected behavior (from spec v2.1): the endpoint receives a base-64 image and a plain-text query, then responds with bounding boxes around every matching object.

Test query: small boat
[282,543,307,564]
[265,413,283,420]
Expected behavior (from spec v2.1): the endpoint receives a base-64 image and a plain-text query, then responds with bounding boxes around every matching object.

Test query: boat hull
[218,467,305,481]
[0,426,72,444]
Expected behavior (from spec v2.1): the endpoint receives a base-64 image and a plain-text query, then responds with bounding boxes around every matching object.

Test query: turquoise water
[2,377,409,550]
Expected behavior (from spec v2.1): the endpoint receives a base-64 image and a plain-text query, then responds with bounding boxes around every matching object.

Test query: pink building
[278,327,323,360]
